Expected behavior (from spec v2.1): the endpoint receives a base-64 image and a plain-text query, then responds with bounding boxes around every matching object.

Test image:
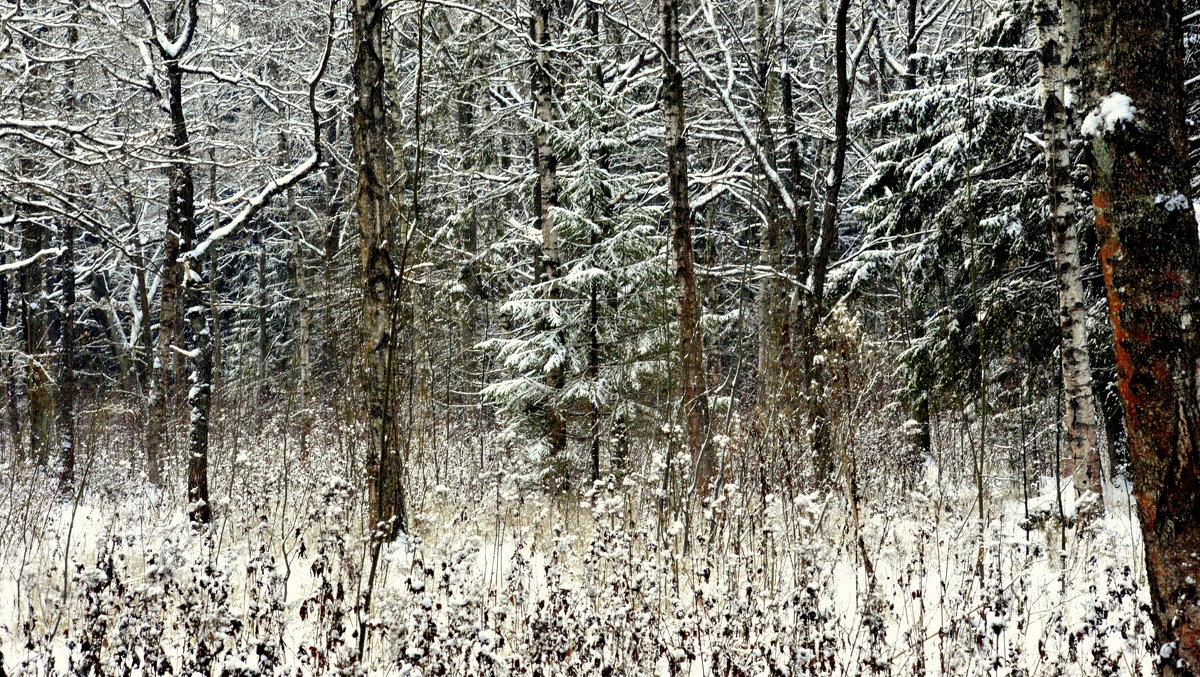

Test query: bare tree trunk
[352,0,407,538]
[164,26,209,524]
[140,225,163,485]
[661,0,712,492]
[322,111,343,379]
[90,271,132,386]
[182,270,212,526]
[137,0,208,520]
[57,7,81,493]
[294,191,313,459]
[801,0,851,483]
[20,215,52,466]
[129,191,153,388]
[0,253,12,458]
[586,0,609,483]
[753,0,787,406]
[57,210,76,492]
[208,162,222,398]
[531,0,567,461]
[904,0,918,90]
[1080,0,1200,671]
[779,35,802,405]
[1036,0,1104,501]
[146,19,195,488]
[256,225,269,406]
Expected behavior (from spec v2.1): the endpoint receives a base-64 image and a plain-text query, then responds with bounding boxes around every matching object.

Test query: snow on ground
[0,436,1156,676]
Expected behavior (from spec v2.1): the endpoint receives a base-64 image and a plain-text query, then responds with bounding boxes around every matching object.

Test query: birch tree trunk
[1080,0,1200,671]
[352,0,408,538]
[531,0,567,461]
[90,271,132,386]
[661,0,712,492]
[1036,0,1104,501]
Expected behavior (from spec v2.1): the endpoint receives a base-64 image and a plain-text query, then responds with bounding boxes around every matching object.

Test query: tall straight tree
[56,208,76,491]
[19,213,51,466]
[15,4,53,467]
[142,0,199,489]
[803,0,852,480]
[531,0,567,459]
[139,0,205,519]
[1080,0,1200,672]
[352,0,408,537]
[1035,0,1103,500]
[661,0,711,491]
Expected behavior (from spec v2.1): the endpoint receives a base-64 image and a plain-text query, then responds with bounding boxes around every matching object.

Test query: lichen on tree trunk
[1081,0,1200,671]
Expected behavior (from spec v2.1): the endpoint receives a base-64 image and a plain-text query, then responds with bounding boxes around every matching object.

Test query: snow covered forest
[3,0,1200,673]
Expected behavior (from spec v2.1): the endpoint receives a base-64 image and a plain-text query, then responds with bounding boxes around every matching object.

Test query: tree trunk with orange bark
[1080,0,1200,672]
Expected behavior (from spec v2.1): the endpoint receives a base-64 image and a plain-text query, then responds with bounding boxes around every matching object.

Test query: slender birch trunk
[753,0,788,406]
[531,0,567,461]
[1036,0,1104,501]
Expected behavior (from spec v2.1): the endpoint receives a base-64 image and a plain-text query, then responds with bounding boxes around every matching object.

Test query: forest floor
[0,420,1156,676]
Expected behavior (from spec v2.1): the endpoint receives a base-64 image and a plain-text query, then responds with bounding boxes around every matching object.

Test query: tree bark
[90,271,132,386]
[753,0,788,405]
[531,0,568,461]
[1080,0,1200,672]
[139,225,163,485]
[256,224,269,406]
[352,0,408,537]
[587,0,606,483]
[161,3,209,524]
[904,0,918,90]
[57,209,76,492]
[57,5,81,493]
[801,0,851,483]
[146,0,200,490]
[661,0,712,492]
[20,214,52,466]
[1036,0,1104,501]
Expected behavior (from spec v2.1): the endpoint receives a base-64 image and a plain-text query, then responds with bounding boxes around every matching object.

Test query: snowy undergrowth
[0,424,1155,676]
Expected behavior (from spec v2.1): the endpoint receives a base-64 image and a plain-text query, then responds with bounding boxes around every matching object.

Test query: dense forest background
[3,0,1200,674]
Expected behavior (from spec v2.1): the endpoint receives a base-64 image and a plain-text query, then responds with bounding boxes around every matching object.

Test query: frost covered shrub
[0,415,1159,677]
